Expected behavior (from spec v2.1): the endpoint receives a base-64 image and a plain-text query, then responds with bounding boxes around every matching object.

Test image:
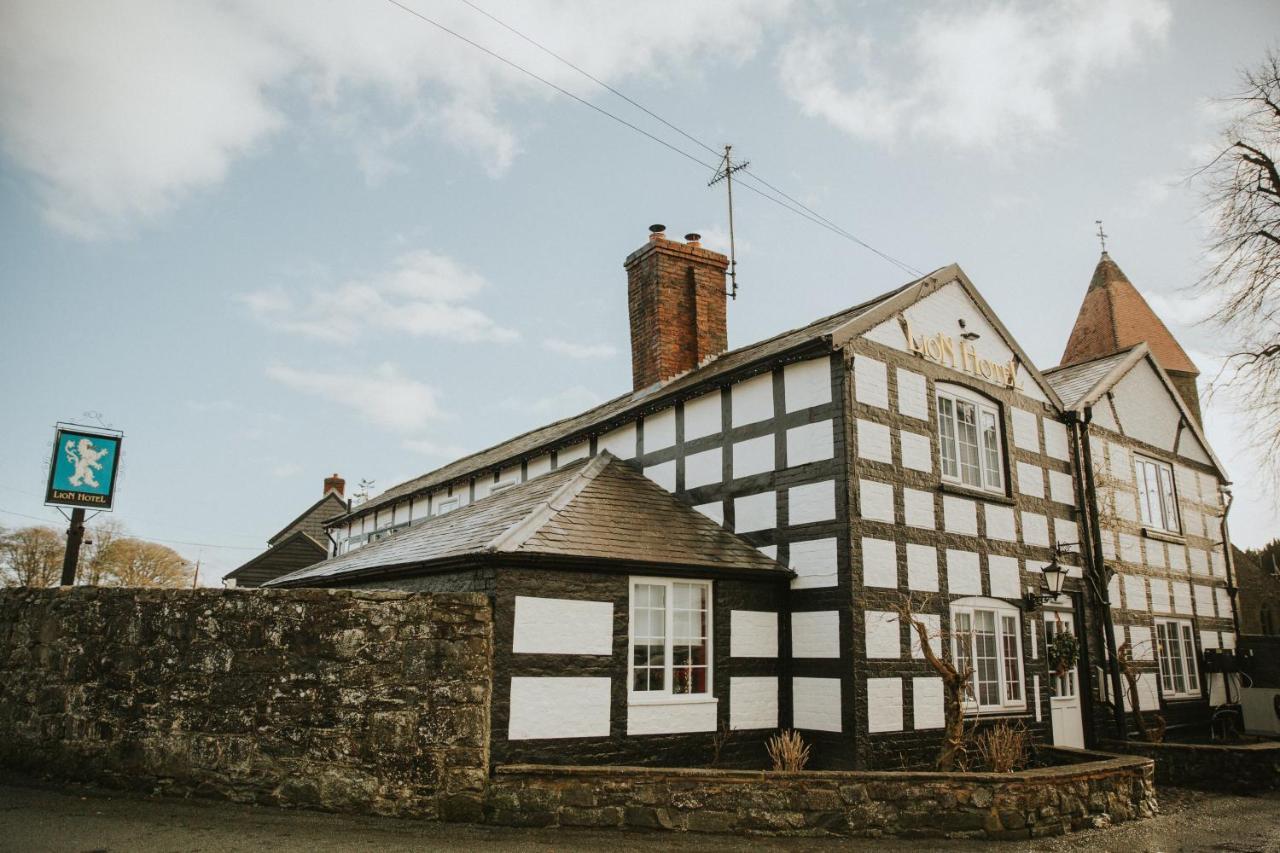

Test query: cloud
[402,438,471,458]
[778,0,1170,150]
[266,362,441,432]
[542,338,617,360]
[243,248,518,344]
[0,0,790,237]
[1141,288,1222,329]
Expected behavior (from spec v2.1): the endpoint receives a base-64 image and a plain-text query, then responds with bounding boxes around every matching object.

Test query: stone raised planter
[486,748,1157,840]
[1101,738,1280,793]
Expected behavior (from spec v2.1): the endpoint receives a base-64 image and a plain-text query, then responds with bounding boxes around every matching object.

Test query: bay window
[951,597,1025,711]
[1155,618,1200,698]
[629,578,712,700]
[937,385,1004,493]
[1136,456,1180,533]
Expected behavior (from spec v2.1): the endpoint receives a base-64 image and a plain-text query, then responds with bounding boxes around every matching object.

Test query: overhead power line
[0,507,259,552]
[382,0,922,277]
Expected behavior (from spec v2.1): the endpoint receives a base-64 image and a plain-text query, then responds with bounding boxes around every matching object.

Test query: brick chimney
[324,473,345,497]
[625,224,730,391]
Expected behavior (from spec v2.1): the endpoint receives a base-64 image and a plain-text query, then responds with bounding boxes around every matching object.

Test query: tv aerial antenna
[708,144,749,300]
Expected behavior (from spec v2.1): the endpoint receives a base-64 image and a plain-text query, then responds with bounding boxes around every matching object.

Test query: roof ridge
[485,452,615,553]
[1043,344,1141,375]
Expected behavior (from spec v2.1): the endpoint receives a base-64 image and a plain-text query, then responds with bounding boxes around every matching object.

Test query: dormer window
[937,384,1004,493]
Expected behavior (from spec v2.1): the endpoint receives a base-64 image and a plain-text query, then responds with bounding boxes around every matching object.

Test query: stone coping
[496,746,1152,782]
[1102,738,1280,753]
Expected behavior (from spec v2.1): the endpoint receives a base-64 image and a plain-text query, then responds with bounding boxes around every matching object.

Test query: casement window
[951,597,1025,711]
[629,578,712,700]
[1135,456,1180,533]
[937,385,1005,493]
[1155,618,1200,698]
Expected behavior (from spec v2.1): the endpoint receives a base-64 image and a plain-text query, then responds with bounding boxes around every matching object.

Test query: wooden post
[59,507,85,587]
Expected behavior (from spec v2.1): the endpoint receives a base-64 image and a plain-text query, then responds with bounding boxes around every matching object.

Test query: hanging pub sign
[902,317,1024,391]
[45,424,123,510]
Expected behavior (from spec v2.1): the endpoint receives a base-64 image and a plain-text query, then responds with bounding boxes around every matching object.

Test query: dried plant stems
[765,729,810,772]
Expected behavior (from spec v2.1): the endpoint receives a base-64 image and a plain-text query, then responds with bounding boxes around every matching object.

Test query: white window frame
[1135,456,1180,534]
[1155,617,1200,699]
[434,497,460,516]
[936,384,1005,494]
[627,577,714,705]
[950,596,1026,712]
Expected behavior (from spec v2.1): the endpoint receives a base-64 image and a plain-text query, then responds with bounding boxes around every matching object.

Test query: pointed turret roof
[1059,252,1198,375]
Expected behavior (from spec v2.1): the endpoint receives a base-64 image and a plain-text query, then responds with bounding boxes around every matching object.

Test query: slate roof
[267,491,347,546]
[223,530,328,588]
[266,453,791,587]
[344,279,923,523]
[1060,252,1198,375]
[1042,349,1135,409]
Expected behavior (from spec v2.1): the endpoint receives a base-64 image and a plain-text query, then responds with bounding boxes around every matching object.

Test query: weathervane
[709,144,749,300]
[1095,220,1108,254]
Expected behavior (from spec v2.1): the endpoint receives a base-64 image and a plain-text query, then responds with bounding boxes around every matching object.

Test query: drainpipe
[1069,407,1128,739]
[1219,487,1242,639]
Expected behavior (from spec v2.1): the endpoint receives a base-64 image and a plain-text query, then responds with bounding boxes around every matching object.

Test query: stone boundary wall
[0,587,492,820]
[1101,738,1280,793]
[486,748,1156,840]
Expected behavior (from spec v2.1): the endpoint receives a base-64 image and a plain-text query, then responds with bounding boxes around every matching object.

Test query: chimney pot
[684,233,701,247]
[649,223,666,242]
[324,473,345,497]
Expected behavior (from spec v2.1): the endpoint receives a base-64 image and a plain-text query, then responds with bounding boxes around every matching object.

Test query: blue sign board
[45,425,123,510]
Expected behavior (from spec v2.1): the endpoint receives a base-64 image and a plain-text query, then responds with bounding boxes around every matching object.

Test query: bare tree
[1198,50,1280,473]
[0,526,64,587]
[1116,641,1166,743]
[893,595,974,771]
[80,518,126,586]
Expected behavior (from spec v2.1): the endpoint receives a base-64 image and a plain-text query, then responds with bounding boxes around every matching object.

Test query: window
[435,497,459,516]
[1155,618,1200,698]
[951,597,1024,711]
[629,578,712,701]
[1136,456,1180,533]
[937,386,1004,492]
[1044,614,1077,699]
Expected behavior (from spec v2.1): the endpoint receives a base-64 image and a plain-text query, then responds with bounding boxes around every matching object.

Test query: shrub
[765,729,810,772]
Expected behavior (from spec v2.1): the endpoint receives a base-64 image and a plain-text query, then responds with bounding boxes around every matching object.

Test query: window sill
[938,481,1014,506]
[960,707,1030,717]
[1162,694,1201,703]
[1142,527,1185,545]
[627,696,719,708]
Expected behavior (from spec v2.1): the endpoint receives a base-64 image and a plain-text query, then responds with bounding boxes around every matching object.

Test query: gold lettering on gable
[903,317,1023,390]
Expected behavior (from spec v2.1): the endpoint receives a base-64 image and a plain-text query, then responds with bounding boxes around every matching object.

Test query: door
[1044,612,1084,748]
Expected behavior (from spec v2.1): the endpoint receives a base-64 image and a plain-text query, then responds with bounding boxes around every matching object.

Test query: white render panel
[1200,630,1220,650]
[1100,528,1117,560]
[411,495,430,521]
[1194,584,1215,618]
[946,550,982,596]
[1108,573,1121,608]
[683,391,722,440]
[513,597,613,655]
[861,537,899,588]
[473,479,493,501]
[509,677,610,740]
[865,610,901,659]
[784,358,832,413]
[793,677,842,732]
[985,504,1016,542]
[909,613,942,660]
[694,501,724,526]
[526,454,551,479]
[857,418,892,463]
[1215,587,1232,618]
[913,677,945,730]
[858,479,894,523]
[904,488,936,530]
[1055,519,1079,550]
[644,460,676,492]
[1167,544,1187,573]
[943,496,978,536]
[793,611,841,658]
[732,372,775,426]
[1177,428,1213,465]
[899,430,933,473]
[1113,491,1138,523]
[896,368,928,420]
[730,677,778,730]
[734,492,775,532]
[644,408,676,451]
[1111,360,1182,452]
[1121,673,1160,712]
[1109,443,1131,483]
[907,544,939,592]
[1021,513,1050,547]
[1172,581,1193,615]
[732,435,774,479]
[627,701,717,735]
[730,611,778,658]
[685,447,723,489]
[1016,463,1045,499]
[1189,548,1209,576]
[1145,539,1166,569]
[790,538,838,589]
[1150,579,1171,613]
[1223,633,1237,650]
[598,423,636,459]
[393,502,411,525]
[854,355,889,409]
[786,421,834,466]
[1012,408,1040,453]
[1211,549,1226,578]
[790,481,836,524]
[1123,575,1148,611]
[1128,625,1155,661]
[988,556,1021,599]
[1043,419,1070,461]
[867,677,904,733]
[1048,471,1075,505]
[558,442,589,466]
[758,545,777,560]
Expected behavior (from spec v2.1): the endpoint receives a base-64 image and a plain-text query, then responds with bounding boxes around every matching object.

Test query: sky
[1,0,1277,586]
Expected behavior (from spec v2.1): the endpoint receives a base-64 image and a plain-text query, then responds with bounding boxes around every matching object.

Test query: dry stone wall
[0,587,492,821]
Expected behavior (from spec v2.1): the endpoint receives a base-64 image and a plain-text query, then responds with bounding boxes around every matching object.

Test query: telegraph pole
[59,507,86,586]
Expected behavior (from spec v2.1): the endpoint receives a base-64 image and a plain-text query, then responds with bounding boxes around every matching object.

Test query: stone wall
[486,749,1156,840]
[1101,738,1280,793]
[0,587,492,820]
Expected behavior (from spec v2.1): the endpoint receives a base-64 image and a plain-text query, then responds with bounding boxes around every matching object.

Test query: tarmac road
[0,780,1277,852]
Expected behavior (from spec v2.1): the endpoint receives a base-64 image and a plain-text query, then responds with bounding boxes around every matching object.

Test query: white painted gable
[1177,427,1212,465]
[863,280,1049,403]
[1109,360,1182,453]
